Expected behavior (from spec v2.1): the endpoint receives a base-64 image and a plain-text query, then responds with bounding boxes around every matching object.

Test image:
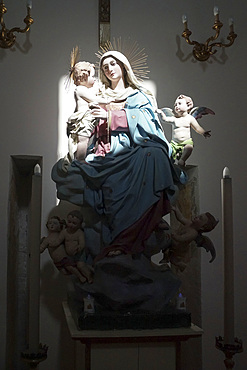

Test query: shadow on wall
[0,33,32,61]
[40,261,75,369]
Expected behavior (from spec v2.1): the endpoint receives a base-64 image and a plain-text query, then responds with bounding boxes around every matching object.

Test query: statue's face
[101,57,124,84]
[192,214,209,230]
[47,218,61,232]
[174,98,188,116]
[67,215,81,231]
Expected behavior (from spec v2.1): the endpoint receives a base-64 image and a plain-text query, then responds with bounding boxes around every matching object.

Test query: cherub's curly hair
[67,210,84,223]
[71,61,95,84]
[175,94,194,112]
[46,216,66,231]
[200,212,219,233]
[69,46,95,84]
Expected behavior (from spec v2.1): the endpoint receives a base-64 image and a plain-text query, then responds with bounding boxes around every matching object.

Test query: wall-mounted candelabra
[181,7,237,61]
[0,0,33,49]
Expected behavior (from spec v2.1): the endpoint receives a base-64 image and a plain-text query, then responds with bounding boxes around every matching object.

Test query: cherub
[155,205,218,271]
[66,47,111,162]
[40,216,91,283]
[157,94,214,166]
[54,210,93,283]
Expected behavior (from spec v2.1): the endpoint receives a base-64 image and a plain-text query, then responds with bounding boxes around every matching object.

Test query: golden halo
[64,45,81,90]
[69,46,80,80]
[95,37,150,81]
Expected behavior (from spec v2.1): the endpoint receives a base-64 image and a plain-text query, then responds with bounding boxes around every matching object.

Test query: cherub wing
[196,234,216,263]
[190,106,215,120]
[160,107,174,117]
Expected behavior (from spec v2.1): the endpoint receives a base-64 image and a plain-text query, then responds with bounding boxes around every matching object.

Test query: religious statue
[50,48,217,314]
[65,47,112,164]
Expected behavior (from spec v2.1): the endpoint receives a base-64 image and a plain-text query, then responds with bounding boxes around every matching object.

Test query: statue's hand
[203,130,211,138]
[89,104,107,120]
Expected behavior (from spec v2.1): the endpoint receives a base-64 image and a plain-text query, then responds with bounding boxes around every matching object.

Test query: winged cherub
[155,205,218,271]
[157,94,215,166]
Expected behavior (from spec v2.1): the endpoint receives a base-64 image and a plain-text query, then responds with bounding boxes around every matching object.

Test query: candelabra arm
[182,28,201,48]
[210,32,237,50]
[0,2,6,14]
[204,21,223,51]
[0,3,6,28]
[0,4,33,48]
[8,9,33,35]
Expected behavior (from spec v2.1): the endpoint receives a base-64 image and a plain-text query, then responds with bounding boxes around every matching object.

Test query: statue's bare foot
[178,158,185,167]
[171,258,187,272]
[107,250,122,257]
[79,276,87,284]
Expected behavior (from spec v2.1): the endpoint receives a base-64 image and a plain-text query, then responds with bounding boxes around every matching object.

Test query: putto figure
[40,212,93,283]
[156,205,218,270]
[67,58,111,162]
[157,94,214,166]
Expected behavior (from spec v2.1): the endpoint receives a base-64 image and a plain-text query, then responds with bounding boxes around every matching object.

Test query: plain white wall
[1,0,247,368]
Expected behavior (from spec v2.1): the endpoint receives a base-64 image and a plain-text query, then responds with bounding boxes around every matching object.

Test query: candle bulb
[223,166,230,178]
[213,6,219,16]
[182,14,188,30]
[34,164,41,175]
[213,6,219,21]
[229,18,234,33]
[221,167,235,344]
[26,0,32,9]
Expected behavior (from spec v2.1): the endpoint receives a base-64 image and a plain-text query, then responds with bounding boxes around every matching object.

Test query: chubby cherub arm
[190,115,211,137]
[40,237,49,253]
[76,85,109,105]
[156,109,175,124]
[171,205,191,226]
[76,230,86,252]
